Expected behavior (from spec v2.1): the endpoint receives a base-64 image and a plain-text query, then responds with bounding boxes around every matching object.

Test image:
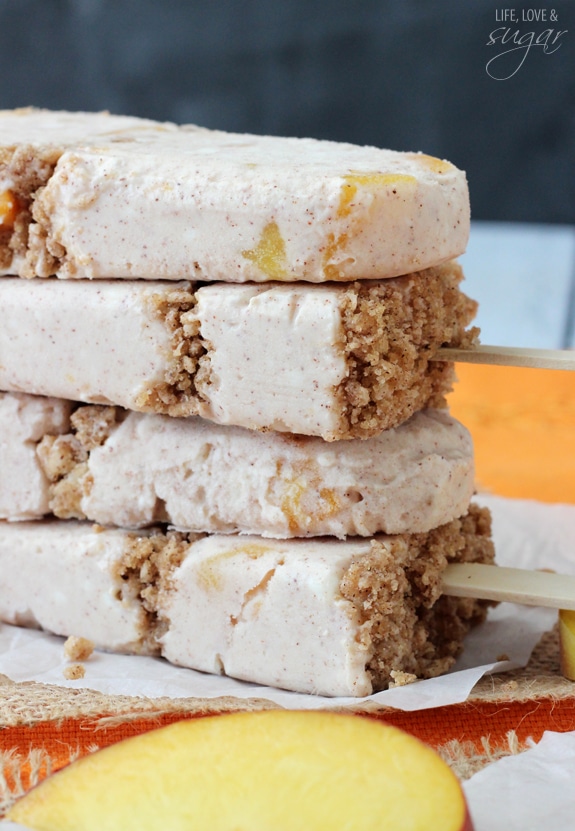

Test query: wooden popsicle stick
[442,563,575,610]
[433,345,575,371]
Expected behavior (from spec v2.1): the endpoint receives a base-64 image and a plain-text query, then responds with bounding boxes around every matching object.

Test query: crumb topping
[0,143,63,276]
[64,635,94,661]
[340,504,495,690]
[37,405,122,519]
[63,664,86,680]
[117,531,197,646]
[338,261,478,438]
[388,670,418,687]
[135,287,206,417]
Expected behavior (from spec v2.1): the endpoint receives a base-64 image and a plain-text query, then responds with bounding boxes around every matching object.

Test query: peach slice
[559,608,575,680]
[0,189,21,228]
[8,711,473,830]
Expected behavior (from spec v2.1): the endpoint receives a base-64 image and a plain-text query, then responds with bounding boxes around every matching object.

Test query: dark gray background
[0,0,573,223]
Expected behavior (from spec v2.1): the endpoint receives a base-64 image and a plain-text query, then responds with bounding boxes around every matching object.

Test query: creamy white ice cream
[159,534,374,697]
[0,106,163,147]
[0,521,150,653]
[0,277,190,412]
[194,282,348,436]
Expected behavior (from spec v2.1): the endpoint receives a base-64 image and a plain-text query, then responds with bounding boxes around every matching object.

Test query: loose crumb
[388,670,418,688]
[497,653,510,662]
[64,635,94,661]
[63,663,85,680]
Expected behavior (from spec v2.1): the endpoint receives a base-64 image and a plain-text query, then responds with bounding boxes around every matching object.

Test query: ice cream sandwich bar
[0,505,494,696]
[1,108,469,283]
[0,262,476,438]
[1,392,475,538]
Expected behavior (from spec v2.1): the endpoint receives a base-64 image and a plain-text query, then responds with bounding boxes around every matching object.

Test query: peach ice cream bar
[0,108,469,283]
[0,505,494,696]
[1,393,475,537]
[0,262,476,439]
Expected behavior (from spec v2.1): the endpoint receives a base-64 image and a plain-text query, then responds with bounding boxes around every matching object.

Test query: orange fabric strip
[3,698,575,793]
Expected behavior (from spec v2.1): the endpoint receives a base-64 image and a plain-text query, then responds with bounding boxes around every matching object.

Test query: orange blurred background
[448,363,575,505]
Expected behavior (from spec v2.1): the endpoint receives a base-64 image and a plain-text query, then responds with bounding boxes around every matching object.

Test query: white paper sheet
[464,730,575,831]
[0,495,573,711]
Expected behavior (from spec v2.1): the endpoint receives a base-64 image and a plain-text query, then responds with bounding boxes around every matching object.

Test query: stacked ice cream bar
[0,108,494,697]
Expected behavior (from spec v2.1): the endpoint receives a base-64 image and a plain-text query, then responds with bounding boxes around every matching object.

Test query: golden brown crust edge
[341,504,495,691]
[0,144,63,275]
[337,261,478,439]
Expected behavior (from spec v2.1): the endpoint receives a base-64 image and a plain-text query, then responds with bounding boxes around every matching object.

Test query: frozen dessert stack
[0,109,494,696]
